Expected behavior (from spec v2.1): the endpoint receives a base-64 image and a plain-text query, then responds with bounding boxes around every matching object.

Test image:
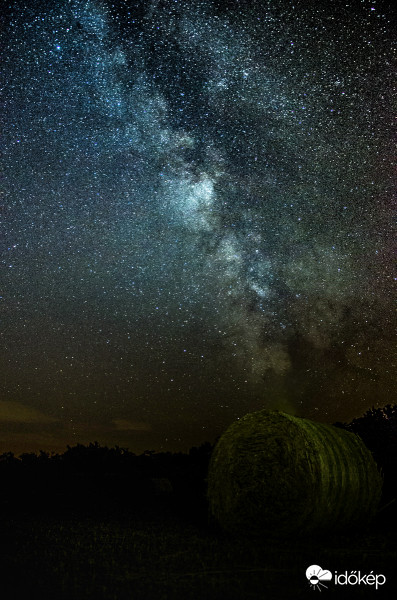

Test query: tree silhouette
[335,404,397,507]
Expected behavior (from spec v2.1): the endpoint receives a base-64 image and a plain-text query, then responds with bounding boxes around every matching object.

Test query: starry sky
[1,0,395,455]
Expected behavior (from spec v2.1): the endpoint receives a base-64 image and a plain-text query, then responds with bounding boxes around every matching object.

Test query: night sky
[1,0,395,455]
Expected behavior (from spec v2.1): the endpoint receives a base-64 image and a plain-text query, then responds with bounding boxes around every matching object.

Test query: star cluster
[1,0,395,453]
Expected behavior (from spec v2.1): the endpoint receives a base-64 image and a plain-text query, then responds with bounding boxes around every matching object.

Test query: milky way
[1,0,395,453]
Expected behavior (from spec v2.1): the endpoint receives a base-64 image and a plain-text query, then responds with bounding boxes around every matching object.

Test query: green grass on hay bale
[207,410,383,536]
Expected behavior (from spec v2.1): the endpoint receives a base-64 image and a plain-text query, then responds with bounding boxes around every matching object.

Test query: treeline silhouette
[334,403,397,516]
[0,441,213,520]
[0,404,395,523]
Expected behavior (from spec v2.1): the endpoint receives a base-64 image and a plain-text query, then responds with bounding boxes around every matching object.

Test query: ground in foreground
[1,504,395,600]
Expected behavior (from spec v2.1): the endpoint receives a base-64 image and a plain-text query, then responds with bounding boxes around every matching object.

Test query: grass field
[1,500,395,600]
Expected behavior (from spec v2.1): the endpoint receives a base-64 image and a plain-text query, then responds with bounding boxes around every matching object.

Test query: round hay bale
[207,409,382,536]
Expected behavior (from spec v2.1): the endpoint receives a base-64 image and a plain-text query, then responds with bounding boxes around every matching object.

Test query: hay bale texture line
[207,410,382,536]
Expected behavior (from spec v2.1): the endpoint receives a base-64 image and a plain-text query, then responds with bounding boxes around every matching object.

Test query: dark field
[1,500,396,600]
